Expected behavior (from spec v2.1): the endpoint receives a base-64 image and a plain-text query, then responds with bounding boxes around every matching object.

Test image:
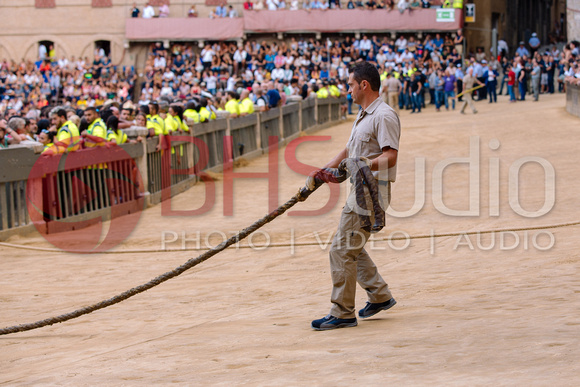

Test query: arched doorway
[38,40,54,61]
[94,40,111,58]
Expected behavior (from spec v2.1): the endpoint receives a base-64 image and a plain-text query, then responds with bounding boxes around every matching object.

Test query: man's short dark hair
[350,61,381,92]
[139,105,150,116]
[101,108,114,124]
[50,107,67,119]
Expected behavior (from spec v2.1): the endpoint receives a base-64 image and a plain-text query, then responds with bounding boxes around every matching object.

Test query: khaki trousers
[382,92,389,104]
[387,92,399,114]
[328,188,393,319]
[460,93,477,113]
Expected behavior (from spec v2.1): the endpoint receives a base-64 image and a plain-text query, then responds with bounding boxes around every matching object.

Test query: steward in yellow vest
[83,107,108,148]
[238,90,255,116]
[147,102,166,137]
[225,91,240,117]
[184,100,201,124]
[50,107,80,152]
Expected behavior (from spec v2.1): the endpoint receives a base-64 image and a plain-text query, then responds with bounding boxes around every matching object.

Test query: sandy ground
[1,93,580,385]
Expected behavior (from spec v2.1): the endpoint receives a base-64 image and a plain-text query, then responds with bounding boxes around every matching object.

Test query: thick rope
[0,191,305,336]
[2,186,579,334]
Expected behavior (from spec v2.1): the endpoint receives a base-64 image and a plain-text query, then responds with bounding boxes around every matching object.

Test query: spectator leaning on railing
[49,107,80,153]
[0,118,21,148]
[131,2,140,17]
[158,0,170,17]
[143,2,156,18]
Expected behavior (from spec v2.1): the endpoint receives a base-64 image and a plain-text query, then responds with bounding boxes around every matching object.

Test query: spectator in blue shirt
[528,32,541,56]
[216,4,228,17]
[266,82,281,108]
[516,41,530,58]
[432,33,444,51]
[443,69,456,110]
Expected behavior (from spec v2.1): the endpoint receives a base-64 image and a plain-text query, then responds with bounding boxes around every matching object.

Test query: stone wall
[0,0,229,65]
[569,0,580,41]
[566,83,580,118]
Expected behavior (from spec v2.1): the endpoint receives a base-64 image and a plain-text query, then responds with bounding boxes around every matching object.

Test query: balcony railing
[126,9,463,41]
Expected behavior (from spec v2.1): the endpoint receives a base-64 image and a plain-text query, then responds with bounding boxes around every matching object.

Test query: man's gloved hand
[305,167,350,191]
[305,170,319,190]
[338,156,373,174]
[359,156,373,170]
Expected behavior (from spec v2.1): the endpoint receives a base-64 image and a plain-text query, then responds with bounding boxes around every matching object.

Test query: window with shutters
[92,0,113,7]
[149,0,170,5]
[35,0,56,8]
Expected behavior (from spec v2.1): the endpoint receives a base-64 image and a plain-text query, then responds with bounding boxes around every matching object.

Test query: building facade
[465,0,567,58]
[569,0,580,41]
[0,0,573,67]
[0,0,205,65]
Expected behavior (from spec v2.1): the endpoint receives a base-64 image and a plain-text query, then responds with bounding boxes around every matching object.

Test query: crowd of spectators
[129,0,446,16]
[132,1,171,18]
[0,47,139,151]
[0,49,137,119]
[2,27,580,151]
[137,31,469,116]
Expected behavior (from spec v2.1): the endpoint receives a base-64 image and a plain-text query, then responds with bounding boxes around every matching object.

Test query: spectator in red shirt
[244,0,254,9]
[507,64,516,102]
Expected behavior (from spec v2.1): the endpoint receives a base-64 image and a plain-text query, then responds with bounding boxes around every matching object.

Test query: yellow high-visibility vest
[225,99,240,116]
[147,114,165,136]
[239,98,255,115]
[85,118,107,148]
[176,116,189,132]
[199,107,215,122]
[165,115,179,135]
[42,143,56,154]
[56,120,80,152]
[184,109,201,124]
[107,129,128,144]
[316,88,329,99]
[329,85,341,97]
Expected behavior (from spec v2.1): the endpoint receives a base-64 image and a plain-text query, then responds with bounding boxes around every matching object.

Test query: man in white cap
[529,32,541,57]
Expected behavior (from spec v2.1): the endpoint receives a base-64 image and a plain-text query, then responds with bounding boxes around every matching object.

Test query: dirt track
[1,93,580,385]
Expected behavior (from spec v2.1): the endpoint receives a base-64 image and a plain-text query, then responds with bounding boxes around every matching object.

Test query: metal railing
[0,97,345,237]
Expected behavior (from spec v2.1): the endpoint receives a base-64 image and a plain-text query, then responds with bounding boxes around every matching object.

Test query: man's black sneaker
[358,298,397,319]
[311,315,358,331]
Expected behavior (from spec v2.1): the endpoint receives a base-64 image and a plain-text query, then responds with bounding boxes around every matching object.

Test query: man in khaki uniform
[306,62,401,331]
[383,72,402,114]
[460,68,484,114]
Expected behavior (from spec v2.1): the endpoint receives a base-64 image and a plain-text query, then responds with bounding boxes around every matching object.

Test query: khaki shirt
[463,74,476,90]
[385,77,402,93]
[345,97,401,212]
